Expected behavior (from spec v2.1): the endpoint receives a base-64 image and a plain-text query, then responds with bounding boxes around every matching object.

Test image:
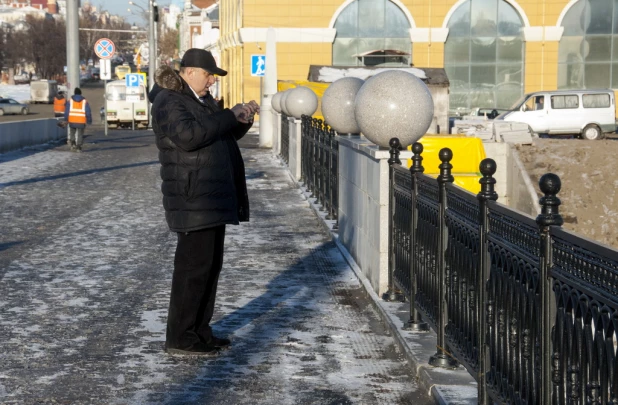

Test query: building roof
[192,0,215,9]
[307,65,450,87]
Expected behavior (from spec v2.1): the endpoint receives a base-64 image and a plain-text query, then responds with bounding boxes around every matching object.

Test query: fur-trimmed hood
[155,65,183,91]
[148,65,184,102]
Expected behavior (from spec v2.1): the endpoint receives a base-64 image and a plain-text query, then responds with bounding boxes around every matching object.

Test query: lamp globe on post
[321,77,364,135]
[272,91,283,114]
[286,87,318,119]
[280,89,292,116]
[354,70,434,148]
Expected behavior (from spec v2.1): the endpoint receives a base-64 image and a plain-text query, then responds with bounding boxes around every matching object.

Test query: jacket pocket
[184,171,196,199]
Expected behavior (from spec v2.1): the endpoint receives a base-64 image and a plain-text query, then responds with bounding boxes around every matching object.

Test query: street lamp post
[128,0,155,89]
[148,0,155,91]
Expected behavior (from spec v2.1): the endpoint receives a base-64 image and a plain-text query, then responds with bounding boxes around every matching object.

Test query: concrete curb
[276,153,478,405]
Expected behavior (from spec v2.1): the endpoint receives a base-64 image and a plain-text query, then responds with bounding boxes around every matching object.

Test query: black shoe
[165,342,221,357]
[210,336,231,348]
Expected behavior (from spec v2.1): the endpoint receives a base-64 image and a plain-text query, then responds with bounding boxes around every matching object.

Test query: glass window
[583,93,611,107]
[445,0,525,114]
[551,95,579,109]
[559,0,618,89]
[333,0,411,66]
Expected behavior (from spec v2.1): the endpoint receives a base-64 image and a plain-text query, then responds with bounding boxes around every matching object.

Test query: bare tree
[158,28,178,65]
[3,16,66,78]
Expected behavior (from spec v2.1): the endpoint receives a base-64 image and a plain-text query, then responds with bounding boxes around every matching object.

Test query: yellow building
[219,0,618,115]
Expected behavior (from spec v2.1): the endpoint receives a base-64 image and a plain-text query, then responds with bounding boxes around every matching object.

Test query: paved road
[0,82,107,125]
[0,127,434,404]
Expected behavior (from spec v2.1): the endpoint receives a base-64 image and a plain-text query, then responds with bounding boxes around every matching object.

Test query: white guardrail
[0,118,65,154]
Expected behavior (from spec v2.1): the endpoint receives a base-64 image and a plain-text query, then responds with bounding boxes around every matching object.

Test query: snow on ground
[0,83,31,102]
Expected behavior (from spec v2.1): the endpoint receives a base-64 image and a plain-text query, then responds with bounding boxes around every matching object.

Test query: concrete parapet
[337,135,412,296]
[0,119,65,154]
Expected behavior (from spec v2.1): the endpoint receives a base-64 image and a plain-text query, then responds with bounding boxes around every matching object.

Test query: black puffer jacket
[149,65,251,232]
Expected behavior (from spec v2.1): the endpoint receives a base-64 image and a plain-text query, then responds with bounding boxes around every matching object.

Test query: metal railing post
[403,142,430,331]
[535,173,563,405]
[429,148,459,369]
[476,158,498,404]
[384,137,403,302]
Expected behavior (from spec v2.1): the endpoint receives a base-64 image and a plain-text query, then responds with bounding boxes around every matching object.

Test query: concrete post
[259,27,277,148]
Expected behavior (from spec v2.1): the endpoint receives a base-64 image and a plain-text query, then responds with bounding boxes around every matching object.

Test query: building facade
[218,0,618,115]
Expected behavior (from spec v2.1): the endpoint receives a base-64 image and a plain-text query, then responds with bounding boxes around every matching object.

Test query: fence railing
[300,115,338,223]
[280,114,290,164]
[387,137,618,405]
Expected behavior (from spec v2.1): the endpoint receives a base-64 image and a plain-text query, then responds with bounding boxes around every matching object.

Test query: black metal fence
[280,114,290,164]
[300,115,338,223]
[387,137,618,405]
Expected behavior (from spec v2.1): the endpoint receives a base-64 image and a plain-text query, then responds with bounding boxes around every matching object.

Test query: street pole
[104,79,108,136]
[153,4,158,72]
[148,0,155,128]
[148,0,155,91]
[66,0,79,141]
[66,0,79,96]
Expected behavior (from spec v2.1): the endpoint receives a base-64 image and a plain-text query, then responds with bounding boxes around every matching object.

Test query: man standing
[64,88,92,152]
[53,91,66,118]
[149,49,259,357]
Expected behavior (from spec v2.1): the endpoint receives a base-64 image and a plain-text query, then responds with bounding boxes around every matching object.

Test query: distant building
[218,0,618,115]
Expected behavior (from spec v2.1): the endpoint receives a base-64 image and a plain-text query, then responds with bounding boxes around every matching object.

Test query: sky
[93,0,181,25]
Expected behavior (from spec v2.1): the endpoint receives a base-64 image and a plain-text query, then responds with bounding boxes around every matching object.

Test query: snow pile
[318,66,427,82]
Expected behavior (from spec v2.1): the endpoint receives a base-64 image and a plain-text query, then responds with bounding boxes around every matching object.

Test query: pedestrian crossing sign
[251,55,265,77]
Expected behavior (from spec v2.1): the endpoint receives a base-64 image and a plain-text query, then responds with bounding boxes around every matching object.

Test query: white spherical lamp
[354,70,434,148]
[272,92,283,113]
[321,77,364,134]
[280,90,292,116]
[285,87,318,119]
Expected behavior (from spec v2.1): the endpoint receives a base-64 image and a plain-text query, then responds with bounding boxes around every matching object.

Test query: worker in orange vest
[53,91,66,118]
[63,87,92,152]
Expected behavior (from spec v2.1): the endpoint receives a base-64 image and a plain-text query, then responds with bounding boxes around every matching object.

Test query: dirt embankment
[515,139,618,249]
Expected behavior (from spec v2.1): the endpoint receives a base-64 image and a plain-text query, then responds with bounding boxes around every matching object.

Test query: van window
[583,93,611,108]
[106,86,126,101]
[551,95,579,109]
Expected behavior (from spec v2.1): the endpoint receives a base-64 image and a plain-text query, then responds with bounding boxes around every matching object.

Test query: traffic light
[153,5,159,22]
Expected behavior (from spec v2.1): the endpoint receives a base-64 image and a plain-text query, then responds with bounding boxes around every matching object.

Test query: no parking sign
[94,38,115,60]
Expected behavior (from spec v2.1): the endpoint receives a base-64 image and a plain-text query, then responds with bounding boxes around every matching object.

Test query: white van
[105,80,149,129]
[30,80,58,104]
[496,89,616,140]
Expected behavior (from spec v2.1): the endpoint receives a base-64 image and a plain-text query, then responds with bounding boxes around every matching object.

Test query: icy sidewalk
[0,130,433,404]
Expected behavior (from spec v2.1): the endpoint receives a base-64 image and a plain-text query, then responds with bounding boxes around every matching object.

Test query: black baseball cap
[180,49,227,76]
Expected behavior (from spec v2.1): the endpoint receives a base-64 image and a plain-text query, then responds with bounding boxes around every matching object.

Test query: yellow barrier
[277,80,329,119]
[407,136,486,194]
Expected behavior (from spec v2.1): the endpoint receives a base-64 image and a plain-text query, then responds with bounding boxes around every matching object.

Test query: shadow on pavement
[0,241,23,252]
[0,160,158,189]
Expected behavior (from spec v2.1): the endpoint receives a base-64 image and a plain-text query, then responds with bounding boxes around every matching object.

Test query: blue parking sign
[126,73,140,87]
[251,55,265,77]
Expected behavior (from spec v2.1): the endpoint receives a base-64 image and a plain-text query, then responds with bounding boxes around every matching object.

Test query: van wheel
[582,124,603,140]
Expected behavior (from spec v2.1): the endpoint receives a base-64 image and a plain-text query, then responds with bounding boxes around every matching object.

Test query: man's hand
[231,100,260,124]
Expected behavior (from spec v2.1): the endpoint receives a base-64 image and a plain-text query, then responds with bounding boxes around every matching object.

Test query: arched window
[558,0,617,89]
[444,0,525,114]
[332,0,411,66]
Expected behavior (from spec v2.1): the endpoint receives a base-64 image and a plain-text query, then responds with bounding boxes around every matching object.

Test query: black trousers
[166,225,226,349]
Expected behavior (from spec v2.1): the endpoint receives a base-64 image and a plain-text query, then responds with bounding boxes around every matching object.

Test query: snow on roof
[317,66,427,82]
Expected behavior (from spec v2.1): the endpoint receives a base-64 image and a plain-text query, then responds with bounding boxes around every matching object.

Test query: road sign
[94,38,115,60]
[126,73,141,87]
[251,55,265,77]
[100,59,111,80]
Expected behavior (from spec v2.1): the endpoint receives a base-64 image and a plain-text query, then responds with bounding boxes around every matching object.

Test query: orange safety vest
[68,99,87,124]
[53,97,65,114]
